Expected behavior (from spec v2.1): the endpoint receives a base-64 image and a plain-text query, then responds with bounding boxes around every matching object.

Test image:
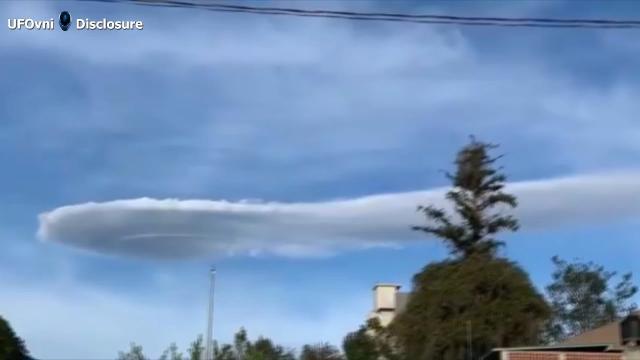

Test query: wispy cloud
[38,171,640,259]
[2,0,640,201]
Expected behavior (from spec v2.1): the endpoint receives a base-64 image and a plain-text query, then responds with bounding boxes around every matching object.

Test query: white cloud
[38,171,640,259]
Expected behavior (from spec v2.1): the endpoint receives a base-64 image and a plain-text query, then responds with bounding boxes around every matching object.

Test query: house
[483,311,640,360]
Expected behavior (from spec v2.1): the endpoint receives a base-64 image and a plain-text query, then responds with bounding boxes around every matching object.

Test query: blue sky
[2,0,640,358]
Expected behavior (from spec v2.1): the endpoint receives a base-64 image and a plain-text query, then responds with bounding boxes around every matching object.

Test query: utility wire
[86,0,640,29]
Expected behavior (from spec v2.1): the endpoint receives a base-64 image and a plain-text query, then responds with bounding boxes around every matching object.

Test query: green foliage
[390,255,550,360]
[247,336,294,360]
[211,328,295,360]
[117,343,147,360]
[300,342,343,360]
[392,139,548,358]
[214,343,236,360]
[122,329,341,360]
[234,328,250,359]
[160,343,184,360]
[188,335,205,360]
[545,256,638,343]
[413,137,518,258]
[342,325,379,360]
[342,319,399,360]
[120,329,302,360]
[0,316,30,360]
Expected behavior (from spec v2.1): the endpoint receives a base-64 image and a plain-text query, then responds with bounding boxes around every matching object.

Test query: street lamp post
[206,267,216,360]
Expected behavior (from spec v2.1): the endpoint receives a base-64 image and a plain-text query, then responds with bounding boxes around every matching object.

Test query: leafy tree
[214,342,237,360]
[188,335,205,360]
[117,342,147,360]
[234,328,250,359]
[413,137,518,258]
[300,342,343,360]
[160,343,184,360]
[122,329,299,360]
[343,319,399,360]
[210,328,294,360]
[0,315,30,360]
[391,255,550,359]
[343,325,380,360]
[545,256,638,343]
[247,337,294,360]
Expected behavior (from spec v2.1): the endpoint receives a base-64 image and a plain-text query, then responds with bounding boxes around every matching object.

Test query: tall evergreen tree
[392,139,550,359]
[413,137,518,258]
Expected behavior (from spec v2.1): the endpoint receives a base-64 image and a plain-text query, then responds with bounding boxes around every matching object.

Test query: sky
[1,0,640,358]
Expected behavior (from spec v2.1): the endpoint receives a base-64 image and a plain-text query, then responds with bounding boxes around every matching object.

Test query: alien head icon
[59,11,71,31]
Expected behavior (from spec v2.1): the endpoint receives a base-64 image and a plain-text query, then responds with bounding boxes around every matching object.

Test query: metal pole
[467,320,473,360]
[206,267,216,360]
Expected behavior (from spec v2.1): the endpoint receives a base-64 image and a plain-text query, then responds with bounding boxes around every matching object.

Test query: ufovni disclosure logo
[7,11,144,31]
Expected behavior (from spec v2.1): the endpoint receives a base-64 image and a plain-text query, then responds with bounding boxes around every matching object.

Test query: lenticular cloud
[37,172,640,259]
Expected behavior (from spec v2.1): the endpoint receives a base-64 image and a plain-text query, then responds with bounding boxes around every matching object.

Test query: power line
[86,0,640,29]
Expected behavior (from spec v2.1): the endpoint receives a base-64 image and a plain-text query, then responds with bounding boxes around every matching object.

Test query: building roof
[372,283,401,290]
[560,311,640,349]
[482,312,640,359]
[561,322,622,348]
